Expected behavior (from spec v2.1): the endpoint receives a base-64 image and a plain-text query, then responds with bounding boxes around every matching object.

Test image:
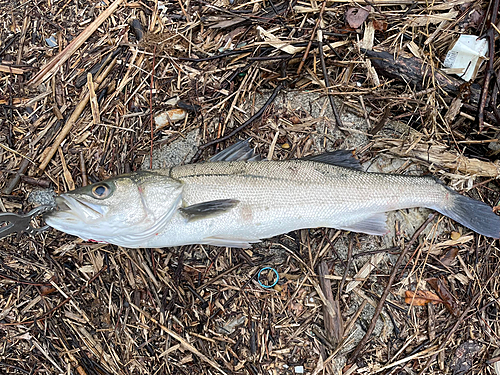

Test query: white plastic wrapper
[442,35,488,82]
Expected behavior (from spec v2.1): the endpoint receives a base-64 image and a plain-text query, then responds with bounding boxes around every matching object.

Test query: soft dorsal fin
[301,150,363,170]
[209,139,262,162]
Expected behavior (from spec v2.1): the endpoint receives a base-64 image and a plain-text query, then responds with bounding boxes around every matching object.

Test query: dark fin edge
[301,150,363,171]
[209,139,262,162]
[437,188,500,239]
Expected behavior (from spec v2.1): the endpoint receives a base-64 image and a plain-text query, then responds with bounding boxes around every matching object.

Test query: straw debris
[1,0,499,374]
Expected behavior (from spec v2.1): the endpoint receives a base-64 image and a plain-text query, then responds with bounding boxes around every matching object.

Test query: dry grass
[1,0,500,374]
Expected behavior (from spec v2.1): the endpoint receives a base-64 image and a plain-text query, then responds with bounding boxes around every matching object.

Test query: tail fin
[436,188,500,238]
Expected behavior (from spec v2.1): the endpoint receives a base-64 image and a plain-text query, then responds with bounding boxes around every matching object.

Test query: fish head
[45,171,183,246]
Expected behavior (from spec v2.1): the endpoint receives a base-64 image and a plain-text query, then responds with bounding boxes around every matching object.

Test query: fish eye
[91,183,111,199]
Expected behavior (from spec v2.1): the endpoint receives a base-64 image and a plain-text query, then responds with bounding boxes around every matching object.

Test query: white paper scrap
[442,35,488,82]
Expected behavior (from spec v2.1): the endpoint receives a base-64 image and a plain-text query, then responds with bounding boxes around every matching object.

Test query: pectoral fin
[180,199,239,221]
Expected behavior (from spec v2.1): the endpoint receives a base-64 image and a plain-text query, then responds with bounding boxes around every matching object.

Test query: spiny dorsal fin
[301,150,362,170]
[209,139,262,162]
[180,199,240,221]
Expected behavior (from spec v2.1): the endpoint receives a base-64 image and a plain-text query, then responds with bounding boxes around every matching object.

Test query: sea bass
[45,145,500,248]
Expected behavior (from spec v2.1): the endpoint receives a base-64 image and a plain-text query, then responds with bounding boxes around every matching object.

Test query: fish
[44,140,500,248]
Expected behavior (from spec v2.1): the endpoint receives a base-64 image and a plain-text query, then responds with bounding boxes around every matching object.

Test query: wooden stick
[297,2,326,75]
[38,58,117,173]
[0,65,26,75]
[318,261,343,344]
[28,0,123,87]
[478,0,499,132]
[87,73,100,125]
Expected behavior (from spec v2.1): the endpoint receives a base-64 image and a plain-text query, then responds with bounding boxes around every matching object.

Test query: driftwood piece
[318,261,343,344]
[374,138,500,177]
[0,65,26,74]
[365,49,481,104]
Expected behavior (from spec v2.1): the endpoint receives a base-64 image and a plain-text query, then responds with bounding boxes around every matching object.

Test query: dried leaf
[440,247,459,266]
[257,26,305,54]
[459,8,484,30]
[405,290,442,306]
[40,275,58,296]
[372,19,388,31]
[345,6,371,29]
[427,277,461,316]
[218,315,247,335]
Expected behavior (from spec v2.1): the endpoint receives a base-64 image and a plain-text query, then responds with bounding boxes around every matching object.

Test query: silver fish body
[45,155,500,248]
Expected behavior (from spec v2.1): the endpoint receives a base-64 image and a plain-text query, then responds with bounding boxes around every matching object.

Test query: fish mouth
[51,195,108,222]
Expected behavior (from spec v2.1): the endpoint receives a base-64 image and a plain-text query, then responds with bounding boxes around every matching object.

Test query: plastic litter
[257,267,279,288]
[442,34,488,82]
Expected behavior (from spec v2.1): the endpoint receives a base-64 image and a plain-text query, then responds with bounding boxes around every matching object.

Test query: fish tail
[435,187,500,239]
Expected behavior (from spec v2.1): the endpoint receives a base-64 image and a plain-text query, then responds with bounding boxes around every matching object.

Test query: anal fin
[203,236,260,248]
[338,212,388,235]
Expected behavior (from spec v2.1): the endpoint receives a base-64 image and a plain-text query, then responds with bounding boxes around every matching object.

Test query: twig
[0,271,52,286]
[16,13,29,65]
[297,2,326,75]
[338,236,353,296]
[79,151,88,186]
[150,45,157,169]
[0,65,26,75]
[3,157,30,194]
[478,0,499,131]
[317,8,343,130]
[348,213,437,364]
